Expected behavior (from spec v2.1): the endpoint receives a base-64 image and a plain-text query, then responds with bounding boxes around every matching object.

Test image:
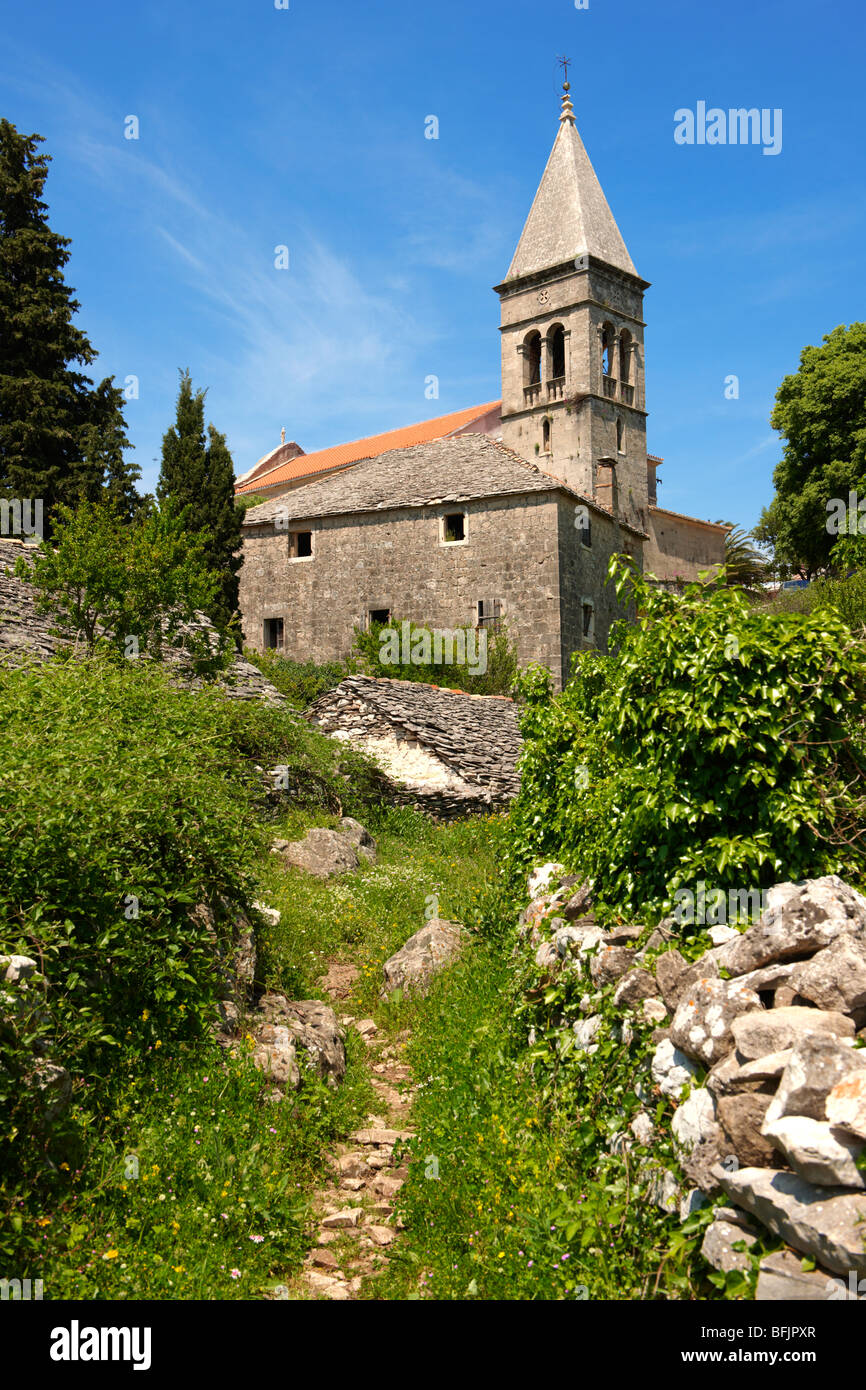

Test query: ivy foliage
[509,557,866,922]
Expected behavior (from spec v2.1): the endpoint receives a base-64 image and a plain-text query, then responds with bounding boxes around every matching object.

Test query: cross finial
[558,57,575,125]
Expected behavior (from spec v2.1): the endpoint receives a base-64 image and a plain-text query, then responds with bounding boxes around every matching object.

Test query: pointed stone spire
[505,84,638,280]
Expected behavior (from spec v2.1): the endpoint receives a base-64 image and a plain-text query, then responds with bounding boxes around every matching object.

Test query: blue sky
[2,0,863,529]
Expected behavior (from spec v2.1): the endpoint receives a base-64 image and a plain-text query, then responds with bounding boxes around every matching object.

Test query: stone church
[237,84,727,688]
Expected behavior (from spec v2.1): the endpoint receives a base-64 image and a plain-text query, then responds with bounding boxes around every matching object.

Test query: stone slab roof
[504,107,638,282]
[0,539,286,706]
[241,434,645,536]
[307,675,523,812]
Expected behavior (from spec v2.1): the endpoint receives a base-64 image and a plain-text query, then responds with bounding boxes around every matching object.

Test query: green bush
[0,657,383,1177]
[508,558,866,923]
[245,649,356,708]
[353,617,519,696]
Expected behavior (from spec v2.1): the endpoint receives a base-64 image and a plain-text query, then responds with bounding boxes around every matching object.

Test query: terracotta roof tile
[235,401,501,495]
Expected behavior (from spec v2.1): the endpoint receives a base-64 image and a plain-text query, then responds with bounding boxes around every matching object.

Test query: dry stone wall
[520,867,866,1300]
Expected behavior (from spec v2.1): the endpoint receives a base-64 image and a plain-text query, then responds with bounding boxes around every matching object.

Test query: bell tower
[495,82,651,532]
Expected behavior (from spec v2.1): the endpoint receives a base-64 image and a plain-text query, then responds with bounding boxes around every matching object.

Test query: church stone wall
[239,493,566,681]
[643,508,726,583]
[555,499,641,683]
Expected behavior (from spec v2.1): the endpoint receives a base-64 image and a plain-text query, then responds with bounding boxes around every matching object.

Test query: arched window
[619,329,632,385]
[542,417,551,453]
[549,324,565,380]
[601,323,615,379]
[524,331,542,386]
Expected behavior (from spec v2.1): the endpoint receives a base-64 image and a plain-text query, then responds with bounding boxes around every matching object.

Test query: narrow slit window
[582,601,595,642]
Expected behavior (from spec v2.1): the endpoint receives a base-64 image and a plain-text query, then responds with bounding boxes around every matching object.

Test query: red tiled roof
[234,401,501,495]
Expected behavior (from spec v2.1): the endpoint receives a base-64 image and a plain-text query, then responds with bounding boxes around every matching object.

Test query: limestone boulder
[251,1023,300,1090]
[670,975,762,1067]
[794,934,866,1016]
[730,1005,854,1062]
[717,1092,777,1168]
[672,1087,718,1153]
[382,919,464,997]
[718,1165,866,1276]
[650,1037,700,1098]
[613,968,660,1009]
[339,817,377,863]
[826,1068,866,1140]
[701,1218,757,1274]
[590,945,637,988]
[527,863,567,900]
[707,1049,791,1099]
[278,828,362,879]
[762,1116,866,1189]
[717,876,866,977]
[561,880,593,920]
[764,1032,866,1123]
[256,993,346,1086]
[756,1250,855,1301]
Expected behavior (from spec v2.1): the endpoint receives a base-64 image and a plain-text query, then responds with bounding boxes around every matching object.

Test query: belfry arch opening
[549,324,565,380]
[524,331,542,386]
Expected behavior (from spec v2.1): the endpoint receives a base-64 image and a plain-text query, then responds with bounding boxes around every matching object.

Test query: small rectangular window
[442,512,466,543]
[368,608,391,626]
[289,530,313,558]
[477,598,502,631]
[264,617,284,650]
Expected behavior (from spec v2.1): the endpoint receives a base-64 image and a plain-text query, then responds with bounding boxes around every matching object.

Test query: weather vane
[558,55,571,85]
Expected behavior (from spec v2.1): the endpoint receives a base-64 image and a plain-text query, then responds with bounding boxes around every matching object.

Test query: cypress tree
[0,118,138,530]
[157,370,243,633]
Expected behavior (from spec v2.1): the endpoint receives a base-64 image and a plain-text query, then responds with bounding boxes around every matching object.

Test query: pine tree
[0,119,139,531]
[157,370,242,633]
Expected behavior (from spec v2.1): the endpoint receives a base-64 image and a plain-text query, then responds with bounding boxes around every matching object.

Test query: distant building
[237,84,727,686]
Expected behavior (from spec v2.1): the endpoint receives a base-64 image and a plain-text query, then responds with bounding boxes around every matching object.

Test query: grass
[255,804,504,1012]
[3,799,502,1300]
[370,894,727,1302]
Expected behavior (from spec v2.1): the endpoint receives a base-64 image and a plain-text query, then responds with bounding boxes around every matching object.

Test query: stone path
[293,968,416,1300]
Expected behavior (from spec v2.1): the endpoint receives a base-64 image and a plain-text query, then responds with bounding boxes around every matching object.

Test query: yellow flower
[142,1009,149,1021]
[36,1217,51,1227]
[154,1040,162,1049]
[102,1250,119,1260]
[172,1264,185,1274]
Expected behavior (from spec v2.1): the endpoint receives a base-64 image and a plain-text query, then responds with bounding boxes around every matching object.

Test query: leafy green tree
[755,323,866,577]
[0,119,139,530]
[157,370,243,635]
[18,495,229,674]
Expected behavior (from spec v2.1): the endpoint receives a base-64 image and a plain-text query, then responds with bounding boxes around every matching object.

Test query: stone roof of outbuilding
[504,89,638,282]
[0,539,287,706]
[307,674,523,803]
[241,433,646,537]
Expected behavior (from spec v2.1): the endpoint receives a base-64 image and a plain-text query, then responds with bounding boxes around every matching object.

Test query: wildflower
[36,1217,51,1227]
[102,1250,119,1260]
[230,1268,241,1279]
[249,1234,265,1243]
